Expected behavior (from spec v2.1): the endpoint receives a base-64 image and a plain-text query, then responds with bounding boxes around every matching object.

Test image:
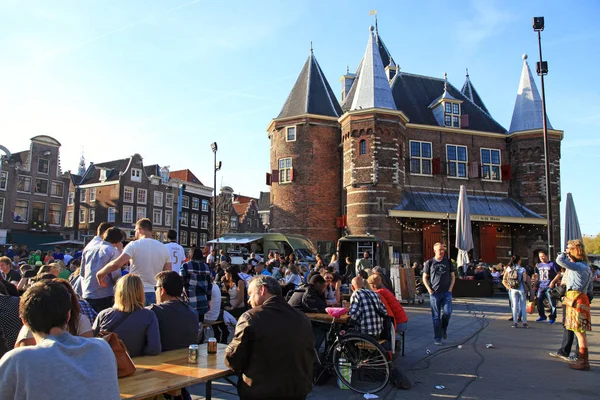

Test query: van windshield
[295,248,315,262]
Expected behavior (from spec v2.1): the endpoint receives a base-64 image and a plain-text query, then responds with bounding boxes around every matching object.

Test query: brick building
[65,153,176,242]
[267,26,562,266]
[0,135,70,247]
[169,169,212,248]
[233,194,264,233]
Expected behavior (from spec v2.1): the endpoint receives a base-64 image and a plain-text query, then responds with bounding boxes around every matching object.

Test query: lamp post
[210,142,222,241]
[533,16,554,259]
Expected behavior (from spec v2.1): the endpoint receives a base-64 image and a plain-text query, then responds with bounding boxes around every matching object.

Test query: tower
[267,48,342,245]
[78,151,86,176]
[508,54,563,253]
[339,26,408,245]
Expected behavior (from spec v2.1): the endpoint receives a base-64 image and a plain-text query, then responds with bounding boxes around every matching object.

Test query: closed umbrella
[455,185,473,273]
[563,192,582,250]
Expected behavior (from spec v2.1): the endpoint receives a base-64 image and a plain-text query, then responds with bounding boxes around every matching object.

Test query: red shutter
[501,164,512,181]
[432,157,441,175]
[469,162,480,178]
[271,170,279,183]
[290,167,295,182]
[266,172,272,186]
[461,114,469,128]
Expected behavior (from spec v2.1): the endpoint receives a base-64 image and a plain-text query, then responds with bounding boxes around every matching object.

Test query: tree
[207,192,235,240]
[583,233,600,255]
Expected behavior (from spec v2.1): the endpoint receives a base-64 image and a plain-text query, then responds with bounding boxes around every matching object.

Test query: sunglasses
[153,285,162,291]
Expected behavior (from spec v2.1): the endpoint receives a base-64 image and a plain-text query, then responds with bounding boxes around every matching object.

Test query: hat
[35,261,43,267]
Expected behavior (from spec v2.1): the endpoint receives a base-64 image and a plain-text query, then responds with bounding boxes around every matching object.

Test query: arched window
[359,139,367,155]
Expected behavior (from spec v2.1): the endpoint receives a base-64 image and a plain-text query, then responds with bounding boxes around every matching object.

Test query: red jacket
[376,288,408,325]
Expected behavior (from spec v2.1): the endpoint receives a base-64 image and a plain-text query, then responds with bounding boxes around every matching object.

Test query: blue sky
[1,0,598,237]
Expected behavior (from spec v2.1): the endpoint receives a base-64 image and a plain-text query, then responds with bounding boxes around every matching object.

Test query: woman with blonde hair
[93,274,161,357]
[556,239,593,370]
[329,254,339,273]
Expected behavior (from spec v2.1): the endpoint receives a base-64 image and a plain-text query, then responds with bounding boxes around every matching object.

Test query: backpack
[506,268,521,289]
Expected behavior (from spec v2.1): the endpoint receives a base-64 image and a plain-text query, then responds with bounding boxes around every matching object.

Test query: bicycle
[313,311,392,394]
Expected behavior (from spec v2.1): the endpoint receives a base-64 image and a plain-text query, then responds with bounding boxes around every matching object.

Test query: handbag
[548,285,566,300]
[366,292,394,341]
[526,301,535,314]
[97,313,136,378]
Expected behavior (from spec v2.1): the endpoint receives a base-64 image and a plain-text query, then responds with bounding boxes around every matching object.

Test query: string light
[391,217,444,232]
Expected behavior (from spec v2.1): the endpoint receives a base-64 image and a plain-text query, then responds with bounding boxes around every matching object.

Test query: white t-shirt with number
[123,238,171,292]
[165,241,186,274]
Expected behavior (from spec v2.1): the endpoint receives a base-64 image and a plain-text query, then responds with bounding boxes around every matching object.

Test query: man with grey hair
[225,276,314,400]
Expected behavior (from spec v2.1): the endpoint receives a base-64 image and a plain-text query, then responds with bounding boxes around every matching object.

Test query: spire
[277,49,342,119]
[350,26,396,111]
[77,151,86,176]
[461,68,490,115]
[509,54,553,133]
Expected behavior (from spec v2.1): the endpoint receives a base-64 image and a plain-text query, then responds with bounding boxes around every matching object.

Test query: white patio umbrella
[563,192,582,250]
[455,185,473,272]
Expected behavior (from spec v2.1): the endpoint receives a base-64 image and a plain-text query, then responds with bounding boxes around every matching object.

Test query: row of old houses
[0,137,268,249]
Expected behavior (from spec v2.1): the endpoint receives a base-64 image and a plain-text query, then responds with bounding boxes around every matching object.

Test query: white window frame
[166,193,173,209]
[286,126,296,142]
[79,208,86,224]
[89,188,96,202]
[137,188,147,204]
[38,158,50,174]
[123,205,134,223]
[179,230,188,246]
[278,157,293,183]
[201,199,209,212]
[123,186,134,203]
[446,144,468,179]
[181,211,189,226]
[191,213,199,228]
[0,197,4,222]
[100,169,108,182]
[34,178,49,195]
[190,232,198,247]
[154,191,163,207]
[0,171,7,191]
[409,140,433,176]
[68,191,74,205]
[165,211,172,228]
[199,233,208,246]
[192,197,200,210]
[201,215,208,229]
[80,188,87,203]
[136,206,146,221]
[153,208,162,226]
[444,102,461,128]
[131,168,142,183]
[107,207,116,223]
[481,148,502,182]
[231,216,238,229]
[50,181,65,199]
[89,208,96,223]
[181,195,189,208]
[17,176,32,193]
[66,210,73,227]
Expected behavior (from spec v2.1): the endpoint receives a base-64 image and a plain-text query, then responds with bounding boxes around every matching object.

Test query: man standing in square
[535,250,559,324]
[423,242,455,346]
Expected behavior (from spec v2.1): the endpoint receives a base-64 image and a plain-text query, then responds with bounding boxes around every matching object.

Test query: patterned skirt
[564,290,592,333]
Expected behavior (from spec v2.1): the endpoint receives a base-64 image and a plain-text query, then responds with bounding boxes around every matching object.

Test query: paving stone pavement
[188,295,600,399]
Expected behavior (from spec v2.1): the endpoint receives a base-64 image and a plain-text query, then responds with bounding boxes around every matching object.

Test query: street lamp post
[533,16,554,259]
[210,142,222,241]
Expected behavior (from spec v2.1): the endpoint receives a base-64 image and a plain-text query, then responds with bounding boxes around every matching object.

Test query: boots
[568,348,590,371]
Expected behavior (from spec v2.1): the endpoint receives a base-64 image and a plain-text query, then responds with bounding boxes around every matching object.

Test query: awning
[207,236,262,245]
[7,231,66,249]
[38,240,85,247]
[389,192,546,225]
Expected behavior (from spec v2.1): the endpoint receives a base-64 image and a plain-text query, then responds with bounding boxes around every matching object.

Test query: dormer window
[444,102,461,128]
[131,168,142,182]
[99,169,108,182]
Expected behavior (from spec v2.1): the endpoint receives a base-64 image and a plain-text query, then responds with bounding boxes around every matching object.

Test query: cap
[35,261,43,267]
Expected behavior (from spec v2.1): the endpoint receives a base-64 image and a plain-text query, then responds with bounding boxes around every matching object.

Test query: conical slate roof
[277,50,342,119]
[350,26,396,111]
[509,54,553,133]
[461,70,490,115]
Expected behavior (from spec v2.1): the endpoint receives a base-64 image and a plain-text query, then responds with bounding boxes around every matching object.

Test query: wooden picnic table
[305,312,350,324]
[119,343,235,400]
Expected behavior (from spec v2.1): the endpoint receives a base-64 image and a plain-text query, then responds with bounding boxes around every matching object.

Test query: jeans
[537,287,557,320]
[510,289,527,323]
[557,305,579,356]
[85,296,114,314]
[430,291,452,341]
[144,291,156,306]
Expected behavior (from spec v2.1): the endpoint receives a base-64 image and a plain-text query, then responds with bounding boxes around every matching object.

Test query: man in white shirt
[164,229,186,275]
[96,218,172,305]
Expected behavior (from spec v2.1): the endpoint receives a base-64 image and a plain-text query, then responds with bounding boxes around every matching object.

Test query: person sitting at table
[373,266,394,292]
[204,275,229,343]
[148,271,198,351]
[0,280,120,399]
[288,274,328,313]
[16,277,93,346]
[323,271,340,306]
[349,276,386,338]
[282,264,302,292]
[223,265,248,320]
[368,274,408,334]
[254,262,272,276]
[93,274,161,357]
[226,275,314,400]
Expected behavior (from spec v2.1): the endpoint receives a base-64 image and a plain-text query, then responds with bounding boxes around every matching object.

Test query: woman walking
[503,255,533,328]
[556,239,593,370]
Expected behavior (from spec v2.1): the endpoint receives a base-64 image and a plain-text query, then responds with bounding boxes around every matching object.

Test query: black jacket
[225,296,314,399]
[287,285,327,313]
